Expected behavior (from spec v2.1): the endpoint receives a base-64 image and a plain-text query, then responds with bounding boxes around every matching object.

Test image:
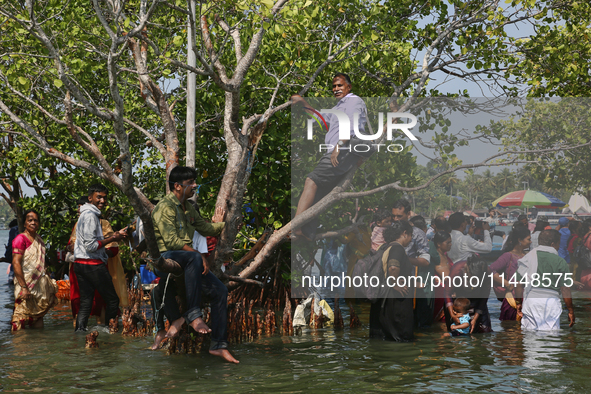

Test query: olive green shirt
[152,193,225,253]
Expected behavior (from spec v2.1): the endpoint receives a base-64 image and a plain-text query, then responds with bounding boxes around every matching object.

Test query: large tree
[1,0,589,283]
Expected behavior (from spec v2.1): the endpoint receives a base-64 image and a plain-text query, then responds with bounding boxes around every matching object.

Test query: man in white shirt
[292,73,367,240]
[448,212,493,263]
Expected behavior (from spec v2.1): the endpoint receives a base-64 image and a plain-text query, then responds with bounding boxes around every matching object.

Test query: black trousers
[74,263,120,331]
[302,150,359,239]
[152,251,229,350]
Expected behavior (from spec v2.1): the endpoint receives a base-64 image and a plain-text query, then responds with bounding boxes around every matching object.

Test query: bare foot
[292,229,312,242]
[189,317,211,334]
[151,329,167,350]
[209,348,239,363]
[165,317,186,338]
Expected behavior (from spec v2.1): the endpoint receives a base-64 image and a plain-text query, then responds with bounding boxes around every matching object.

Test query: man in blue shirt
[557,217,571,263]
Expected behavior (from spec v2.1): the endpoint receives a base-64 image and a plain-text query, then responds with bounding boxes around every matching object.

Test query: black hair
[77,195,89,206]
[383,220,412,243]
[567,221,582,247]
[439,220,452,233]
[502,227,531,252]
[409,215,427,231]
[448,212,466,230]
[466,254,488,279]
[432,217,446,232]
[88,183,108,197]
[538,229,560,247]
[333,73,351,85]
[579,219,591,237]
[392,199,411,214]
[8,219,18,228]
[533,219,548,233]
[512,221,527,230]
[518,214,528,222]
[454,298,470,314]
[433,230,451,248]
[22,209,40,224]
[373,209,392,225]
[568,220,582,234]
[168,166,197,191]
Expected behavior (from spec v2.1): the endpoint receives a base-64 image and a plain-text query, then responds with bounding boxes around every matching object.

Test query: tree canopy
[1,0,590,281]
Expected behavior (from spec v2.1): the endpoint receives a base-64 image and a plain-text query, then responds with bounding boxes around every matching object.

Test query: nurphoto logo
[305,108,419,153]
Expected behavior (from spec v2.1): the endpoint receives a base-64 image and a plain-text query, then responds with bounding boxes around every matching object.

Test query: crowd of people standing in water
[365,199,587,341]
[2,179,589,357]
[2,167,238,363]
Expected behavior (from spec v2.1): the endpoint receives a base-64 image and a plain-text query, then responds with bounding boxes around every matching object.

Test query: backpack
[352,243,393,301]
[573,234,591,269]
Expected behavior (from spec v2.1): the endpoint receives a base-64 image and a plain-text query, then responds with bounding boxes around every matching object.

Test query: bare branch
[123,117,166,155]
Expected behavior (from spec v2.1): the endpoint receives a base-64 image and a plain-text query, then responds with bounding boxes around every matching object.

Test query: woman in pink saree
[11,210,58,330]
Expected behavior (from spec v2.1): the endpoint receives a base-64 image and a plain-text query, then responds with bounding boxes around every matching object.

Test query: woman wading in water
[369,220,415,342]
[489,227,531,321]
[11,210,58,330]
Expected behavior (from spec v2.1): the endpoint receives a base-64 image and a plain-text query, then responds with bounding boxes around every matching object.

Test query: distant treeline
[0,199,15,228]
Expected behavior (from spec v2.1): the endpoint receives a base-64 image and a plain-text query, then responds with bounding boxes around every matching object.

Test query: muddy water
[2,230,591,393]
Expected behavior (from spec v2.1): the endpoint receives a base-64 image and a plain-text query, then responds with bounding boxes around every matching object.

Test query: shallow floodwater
[2,230,591,393]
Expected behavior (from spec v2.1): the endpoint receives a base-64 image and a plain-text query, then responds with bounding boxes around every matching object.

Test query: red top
[12,233,37,255]
[75,240,119,265]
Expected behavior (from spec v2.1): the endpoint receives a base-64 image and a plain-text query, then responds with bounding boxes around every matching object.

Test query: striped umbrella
[492,190,566,208]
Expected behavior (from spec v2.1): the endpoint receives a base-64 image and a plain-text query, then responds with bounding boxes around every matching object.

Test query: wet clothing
[517,246,569,331]
[489,252,521,321]
[432,252,453,322]
[73,204,120,331]
[444,261,492,333]
[11,234,57,330]
[406,227,433,328]
[69,220,128,320]
[369,243,414,342]
[73,263,120,330]
[521,291,561,331]
[451,313,471,336]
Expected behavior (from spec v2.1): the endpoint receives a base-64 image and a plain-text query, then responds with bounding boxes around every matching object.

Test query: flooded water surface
[2,229,591,393]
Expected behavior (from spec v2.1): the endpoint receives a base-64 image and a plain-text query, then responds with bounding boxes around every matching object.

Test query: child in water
[444,298,471,337]
[371,210,393,251]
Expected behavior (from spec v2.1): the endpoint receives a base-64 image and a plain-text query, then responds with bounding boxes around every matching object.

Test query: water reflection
[2,272,591,392]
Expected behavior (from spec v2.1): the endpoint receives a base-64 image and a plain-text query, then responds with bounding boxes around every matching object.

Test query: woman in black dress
[444,254,492,333]
[369,220,415,342]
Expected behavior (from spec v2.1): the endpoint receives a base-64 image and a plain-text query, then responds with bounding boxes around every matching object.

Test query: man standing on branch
[73,184,127,332]
[291,73,367,240]
[151,166,238,363]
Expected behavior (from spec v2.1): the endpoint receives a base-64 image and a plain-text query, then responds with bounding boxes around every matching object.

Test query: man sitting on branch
[151,166,238,363]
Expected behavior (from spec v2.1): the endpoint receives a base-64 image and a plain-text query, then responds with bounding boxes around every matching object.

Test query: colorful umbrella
[492,190,566,208]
